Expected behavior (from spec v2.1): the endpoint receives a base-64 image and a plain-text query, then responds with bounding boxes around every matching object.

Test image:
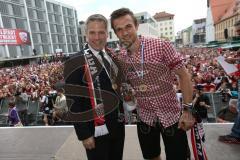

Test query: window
[67,35,71,43]
[52,35,58,43]
[165,27,167,30]
[56,25,63,33]
[37,34,42,43]
[72,44,78,52]
[7,4,13,15]
[62,7,67,15]
[67,8,73,17]
[68,44,73,52]
[71,36,76,43]
[43,45,50,53]
[65,27,70,34]
[16,19,27,30]
[58,35,64,43]
[39,22,47,32]
[46,2,53,12]
[35,0,43,9]
[69,18,73,25]
[64,18,69,25]
[12,4,22,17]
[70,27,75,34]
[48,14,54,22]
[41,34,48,43]
[50,24,56,33]
[2,16,14,28]
[53,4,60,13]
[32,33,38,43]
[26,0,33,7]
[0,2,9,14]
[37,11,44,20]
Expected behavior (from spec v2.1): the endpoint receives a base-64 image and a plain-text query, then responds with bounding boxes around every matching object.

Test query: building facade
[215,14,240,41]
[215,0,240,41]
[153,11,175,42]
[0,0,79,59]
[206,0,239,42]
[192,18,206,45]
[206,3,215,43]
[182,26,193,46]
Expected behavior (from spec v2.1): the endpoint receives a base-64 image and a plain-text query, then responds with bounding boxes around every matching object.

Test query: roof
[218,0,240,23]
[153,11,174,21]
[210,0,235,24]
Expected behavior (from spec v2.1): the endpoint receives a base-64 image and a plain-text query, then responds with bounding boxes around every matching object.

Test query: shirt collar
[88,45,106,55]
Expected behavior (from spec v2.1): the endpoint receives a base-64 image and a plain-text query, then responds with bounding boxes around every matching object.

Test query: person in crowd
[219,55,240,144]
[110,8,194,160]
[192,85,211,122]
[64,14,125,160]
[15,87,29,126]
[217,98,238,123]
[7,99,22,127]
[40,90,51,126]
[52,88,68,123]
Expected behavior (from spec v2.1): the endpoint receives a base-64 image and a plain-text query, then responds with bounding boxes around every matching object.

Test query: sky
[57,0,207,33]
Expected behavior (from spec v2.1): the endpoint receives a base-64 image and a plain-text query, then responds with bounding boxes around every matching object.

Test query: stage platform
[0,124,239,160]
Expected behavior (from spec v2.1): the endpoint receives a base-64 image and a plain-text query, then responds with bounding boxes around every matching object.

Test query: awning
[206,44,219,48]
[221,43,240,49]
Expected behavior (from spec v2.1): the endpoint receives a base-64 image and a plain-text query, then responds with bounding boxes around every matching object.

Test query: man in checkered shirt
[110,8,195,160]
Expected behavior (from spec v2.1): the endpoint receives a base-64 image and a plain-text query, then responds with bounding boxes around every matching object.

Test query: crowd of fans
[0,47,239,126]
[177,48,239,122]
[0,60,64,101]
[0,57,65,126]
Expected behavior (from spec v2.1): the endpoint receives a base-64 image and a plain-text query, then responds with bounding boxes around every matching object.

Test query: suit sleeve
[64,56,94,141]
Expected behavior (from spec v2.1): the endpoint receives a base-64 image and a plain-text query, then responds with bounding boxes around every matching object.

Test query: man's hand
[178,110,195,131]
[82,136,95,150]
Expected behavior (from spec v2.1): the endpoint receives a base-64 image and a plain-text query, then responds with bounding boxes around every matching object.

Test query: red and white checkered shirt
[114,36,185,128]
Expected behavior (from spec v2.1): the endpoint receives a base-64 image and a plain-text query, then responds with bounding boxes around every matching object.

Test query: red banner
[0,28,31,45]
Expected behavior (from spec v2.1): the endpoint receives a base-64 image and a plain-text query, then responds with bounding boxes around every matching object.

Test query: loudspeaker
[224,28,228,39]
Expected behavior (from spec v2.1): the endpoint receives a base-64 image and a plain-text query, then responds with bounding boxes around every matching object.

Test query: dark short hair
[85,14,108,31]
[110,8,137,31]
[8,100,15,107]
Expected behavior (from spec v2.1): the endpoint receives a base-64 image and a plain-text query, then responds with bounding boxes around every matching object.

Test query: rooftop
[153,11,174,21]
[210,0,235,24]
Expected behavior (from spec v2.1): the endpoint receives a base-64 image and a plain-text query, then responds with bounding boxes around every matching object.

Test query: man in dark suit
[63,14,125,160]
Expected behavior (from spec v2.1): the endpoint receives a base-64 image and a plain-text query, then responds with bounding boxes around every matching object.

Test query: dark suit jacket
[64,48,124,141]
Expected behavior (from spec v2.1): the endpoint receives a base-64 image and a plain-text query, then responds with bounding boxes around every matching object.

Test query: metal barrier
[203,92,229,122]
[27,100,42,125]
[0,98,42,126]
[0,98,10,126]
[0,92,233,126]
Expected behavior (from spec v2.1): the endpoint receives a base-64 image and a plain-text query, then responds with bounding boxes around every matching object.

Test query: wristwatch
[183,103,197,115]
